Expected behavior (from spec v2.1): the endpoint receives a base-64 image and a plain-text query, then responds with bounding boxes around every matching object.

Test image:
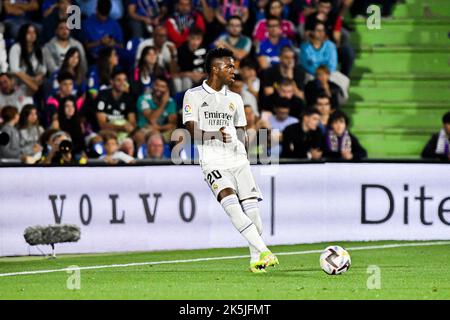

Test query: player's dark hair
[443,111,450,124]
[328,110,350,128]
[204,47,234,75]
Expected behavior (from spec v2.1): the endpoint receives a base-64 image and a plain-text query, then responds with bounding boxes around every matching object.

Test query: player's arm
[234,96,248,151]
[236,126,249,153]
[185,121,231,144]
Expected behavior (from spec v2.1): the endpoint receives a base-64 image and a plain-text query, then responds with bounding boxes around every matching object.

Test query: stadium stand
[344,0,450,158]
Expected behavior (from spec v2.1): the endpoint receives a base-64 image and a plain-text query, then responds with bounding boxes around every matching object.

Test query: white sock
[242,199,264,263]
[220,194,269,254]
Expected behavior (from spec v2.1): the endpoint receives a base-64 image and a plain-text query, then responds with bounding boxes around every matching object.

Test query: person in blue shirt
[256,16,292,70]
[81,0,124,60]
[75,0,124,19]
[87,47,119,99]
[127,0,168,38]
[299,21,337,76]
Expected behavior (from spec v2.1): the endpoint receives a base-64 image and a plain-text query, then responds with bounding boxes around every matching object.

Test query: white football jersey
[183,80,248,168]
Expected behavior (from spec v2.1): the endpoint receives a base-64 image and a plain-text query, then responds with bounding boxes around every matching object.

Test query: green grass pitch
[0,241,449,300]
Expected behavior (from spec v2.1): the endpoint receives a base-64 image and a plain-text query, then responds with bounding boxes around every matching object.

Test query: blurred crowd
[0,0,446,164]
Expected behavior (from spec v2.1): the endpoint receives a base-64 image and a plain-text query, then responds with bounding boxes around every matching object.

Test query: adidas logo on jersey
[201,102,209,107]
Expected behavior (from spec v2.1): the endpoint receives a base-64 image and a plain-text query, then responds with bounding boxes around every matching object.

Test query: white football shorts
[202,162,263,201]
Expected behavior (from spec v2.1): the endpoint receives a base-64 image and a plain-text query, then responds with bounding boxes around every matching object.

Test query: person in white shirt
[182,47,278,273]
[269,97,299,157]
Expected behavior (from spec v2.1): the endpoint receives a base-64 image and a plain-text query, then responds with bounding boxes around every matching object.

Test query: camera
[0,131,10,146]
[58,139,73,154]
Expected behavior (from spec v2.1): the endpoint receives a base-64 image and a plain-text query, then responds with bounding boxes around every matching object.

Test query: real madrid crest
[228,102,235,112]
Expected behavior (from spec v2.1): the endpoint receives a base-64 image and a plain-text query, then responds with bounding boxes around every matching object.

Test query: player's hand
[219,127,232,143]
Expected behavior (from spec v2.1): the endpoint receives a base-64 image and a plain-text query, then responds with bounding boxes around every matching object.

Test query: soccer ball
[320,245,351,275]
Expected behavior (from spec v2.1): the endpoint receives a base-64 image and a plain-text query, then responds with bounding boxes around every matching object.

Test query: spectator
[129,127,148,159]
[45,72,84,127]
[324,110,367,160]
[135,25,178,73]
[305,64,343,109]
[264,79,306,120]
[119,137,135,158]
[84,131,105,158]
[261,45,305,100]
[3,0,40,40]
[251,0,270,23]
[244,104,270,161]
[300,21,337,77]
[9,23,47,95]
[304,0,354,76]
[96,69,136,142]
[0,105,21,159]
[215,0,249,27]
[229,73,259,117]
[87,47,119,99]
[212,16,252,63]
[314,93,333,134]
[256,16,292,70]
[136,76,177,141]
[239,59,260,101]
[131,46,167,97]
[269,97,299,157]
[48,47,87,99]
[77,0,124,20]
[145,132,166,160]
[165,0,206,48]
[18,104,43,159]
[42,0,72,43]
[52,96,85,155]
[82,0,124,60]
[253,0,296,43]
[0,72,34,112]
[41,130,80,164]
[127,0,168,38]
[100,130,134,164]
[421,111,450,162]
[0,32,8,73]
[281,108,324,160]
[191,0,216,24]
[173,27,207,93]
[43,18,87,75]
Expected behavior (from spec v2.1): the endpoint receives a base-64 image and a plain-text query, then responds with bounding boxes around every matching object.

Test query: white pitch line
[0,241,449,278]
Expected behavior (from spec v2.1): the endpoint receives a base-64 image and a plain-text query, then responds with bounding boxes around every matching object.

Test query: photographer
[41,130,77,165]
